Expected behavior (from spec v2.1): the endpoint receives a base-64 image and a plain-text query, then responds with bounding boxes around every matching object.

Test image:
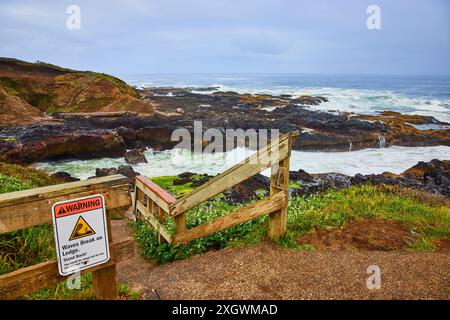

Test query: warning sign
[69,216,96,241]
[52,194,110,276]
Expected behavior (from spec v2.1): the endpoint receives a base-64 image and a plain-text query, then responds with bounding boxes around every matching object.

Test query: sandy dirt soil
[112,220,450,300]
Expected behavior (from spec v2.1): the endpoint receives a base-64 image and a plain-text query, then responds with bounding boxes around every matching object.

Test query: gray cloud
[0,0,449,75]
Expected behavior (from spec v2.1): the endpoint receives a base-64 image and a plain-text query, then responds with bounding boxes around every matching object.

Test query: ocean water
[122,73,450,122]
[34,74,450,179]
[35,145,450,180]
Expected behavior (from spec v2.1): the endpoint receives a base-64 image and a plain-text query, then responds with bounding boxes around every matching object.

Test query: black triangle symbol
[69,216,96,241]
[58,207,67,215]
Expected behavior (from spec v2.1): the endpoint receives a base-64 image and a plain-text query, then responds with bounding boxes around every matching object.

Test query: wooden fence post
[174,212,186,234]
[268,140,291,240]
[133,132,297,246]
[92,210,119,300]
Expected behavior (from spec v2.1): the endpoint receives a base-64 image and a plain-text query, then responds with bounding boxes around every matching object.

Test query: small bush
[133,198,268,264]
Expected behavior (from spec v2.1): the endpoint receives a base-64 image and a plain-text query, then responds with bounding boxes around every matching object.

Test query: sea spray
[378,135,386,148]
[34,145,450,179]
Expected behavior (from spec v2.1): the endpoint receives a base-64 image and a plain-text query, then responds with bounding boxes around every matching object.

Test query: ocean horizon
[120,73,450,123]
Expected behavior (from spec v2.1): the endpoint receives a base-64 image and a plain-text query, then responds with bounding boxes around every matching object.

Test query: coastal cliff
[0,57,154,125]
[0,58,449,164]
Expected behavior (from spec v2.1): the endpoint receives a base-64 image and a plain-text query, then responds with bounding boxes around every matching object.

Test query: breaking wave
[34,145,450,180]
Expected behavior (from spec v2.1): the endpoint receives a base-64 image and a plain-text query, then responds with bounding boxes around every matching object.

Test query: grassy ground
[134,177,450,264]
[283,185,450,251]
[2,165,449,297]
[151,175,206,197]
[0,163,59,275]
[0,162,141,300]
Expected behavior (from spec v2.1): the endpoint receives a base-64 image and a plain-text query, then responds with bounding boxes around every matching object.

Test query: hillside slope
[0,58,154,124]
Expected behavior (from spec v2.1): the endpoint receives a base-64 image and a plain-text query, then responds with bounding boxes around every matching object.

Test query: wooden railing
[0,175,133,300]
[134,131,299,244]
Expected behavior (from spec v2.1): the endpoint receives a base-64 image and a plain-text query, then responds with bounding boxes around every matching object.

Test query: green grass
[133,197,268,264]
[285,185,450,251]
[2,164,449,297]
[151,175,194,197]
[20,275,143,300]
[0,162,61,275]
[0,57,75,73]
[21,274,95,300]
[0,162,58,192]
[151,174,212,197]
[134,182,450,264]
[288,181,302,189]
[0,223,56,275]
[118,283,143,300]
[0,76,29,96]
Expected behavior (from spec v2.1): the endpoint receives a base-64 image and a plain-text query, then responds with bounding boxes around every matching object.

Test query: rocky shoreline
[1,87,450,164]
[53,159,450,201]
[1,59,449,165]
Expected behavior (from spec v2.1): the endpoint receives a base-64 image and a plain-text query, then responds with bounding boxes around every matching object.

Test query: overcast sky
[0,0,449,75]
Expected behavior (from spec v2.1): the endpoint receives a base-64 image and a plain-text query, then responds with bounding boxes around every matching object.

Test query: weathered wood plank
[135,177,176,214]
[268,146,291,240]
[0,175,131,234]
[174,213,186,234]
[172,192,285,244]
[136,201,172,244]
[170,134,291,216]
[92,264,118,300]
[0,175,129,206]
[92,207,118,299]
[136,176,177,204]
[0,238,134,300]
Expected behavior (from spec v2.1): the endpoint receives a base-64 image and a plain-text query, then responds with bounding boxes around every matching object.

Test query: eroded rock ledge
[1,87,449,164]
[56,159,448,202]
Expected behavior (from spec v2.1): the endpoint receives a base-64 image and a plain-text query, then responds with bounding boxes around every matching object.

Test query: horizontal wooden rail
[133,131,298,245]
[172,192,286,244]
[135,176,176,213]
[0,238,134,300]
[0,175,131,234]
[169,133,293,216]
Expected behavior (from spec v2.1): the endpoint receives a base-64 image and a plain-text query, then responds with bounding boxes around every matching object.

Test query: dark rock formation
[168,171,270,204]
[290,159,450,198]
[0,123,126,164]
[95,167,119,177]
[289,169,314,182]
[224,174,270,204]
[51,171,80,182]
[292,172,352,196]
[95,165,140,189]
[124,149,147,165]
[402,159,450,197]
[1,58,449,164]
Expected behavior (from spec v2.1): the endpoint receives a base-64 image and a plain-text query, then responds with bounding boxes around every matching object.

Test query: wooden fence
[0,175,133,300]
[134,131,299,244]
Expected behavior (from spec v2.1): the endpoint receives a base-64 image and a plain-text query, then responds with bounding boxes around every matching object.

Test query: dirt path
[113,221,450,300]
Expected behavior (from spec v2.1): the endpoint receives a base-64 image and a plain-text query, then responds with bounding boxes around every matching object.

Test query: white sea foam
[34,146,450,180]
[206,85,450,123]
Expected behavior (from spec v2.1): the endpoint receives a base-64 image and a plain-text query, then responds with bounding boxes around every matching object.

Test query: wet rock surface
[1,85,449,164]
[162,159,450,203]
[224,174,270,204]
[0,123,127,164]
[291,159,450,198]
[50,171,80,182]
[94,164,140,189]
[125,149,147,165]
